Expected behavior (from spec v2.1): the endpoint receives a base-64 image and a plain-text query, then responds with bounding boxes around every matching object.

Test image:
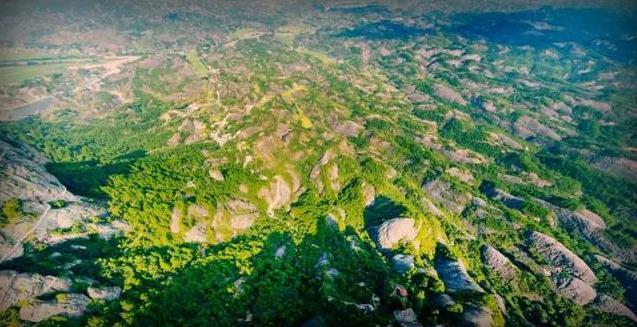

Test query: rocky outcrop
[513,116,561,141]
[481,245,518,281]
[0,139,76,204]
[258,175,294,216]
[362,182,375,207]
[19,293,90,322]
[309,151,341,194]
[184,223,207,243]
[392,254,415,274]
[371,218,419,250]
[553,275,597,305]
[591,294,637,323]
[434,84,467,106]
[87,286,121,301]
[435,258,484,294]
[225,199,259,232]
[422,178,470,214]
[595,255,637,311]
[393,308,423,327]
[0,270,71,310]
[483,186,523,209]
[35,202,107,241]
[461,304,494,327]
[527,231,596,284]
[536,200,634,264]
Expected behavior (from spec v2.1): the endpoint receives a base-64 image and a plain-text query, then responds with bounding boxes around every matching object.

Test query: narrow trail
[0,187,67,264]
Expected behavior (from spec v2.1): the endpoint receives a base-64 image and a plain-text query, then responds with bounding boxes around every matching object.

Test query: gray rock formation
[591,294,637,323]
[0,270,71,311]
[392,254,415,274]
[422,178,470,214]
[481,245,518,281]
[553,275,597,305]
[434,84,467,106]
[461,304,494,327]
[87,286,121,301]
[527,231,597,284]
[0,139,76,204]
[536,199,635,264]
[435,258,484,294]
[483,186,523,210]
[371,218,419,250]
[19,293,90,322]
[595,255,637,311]
[393,308,423,327]
[513,116,561,141]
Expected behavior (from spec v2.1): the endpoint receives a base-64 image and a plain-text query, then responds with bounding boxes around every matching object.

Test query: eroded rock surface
[481,245,518,281]
[371,218,419,250]
[527,231,596,284]
[435,258,484,294]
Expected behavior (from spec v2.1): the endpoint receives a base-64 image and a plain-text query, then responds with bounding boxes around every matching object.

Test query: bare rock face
[595,255,637,311]
[35,202,106,242]
[461,304,494,327]
[392,254,415,274]
[553,275,597,305]
[483,186,523,210]
[393,308,423,327]
[435,258,485,294]
[184,223,207,243]
[536,200,634,264]
[0,270,71,311]
[19,293,90,322]
[481,245,518,281]
[87,286,121,301]
[422,178,470,214]
[527,231,597,284]
[258,175,293,216]
[434,84,467,106]
[513,116,561,141]
[590,156,637,181]
[372,218,419,250]
[362,182,375,207]
[224,199,259,232]
[592,294,637,323]
[0,139,76,204]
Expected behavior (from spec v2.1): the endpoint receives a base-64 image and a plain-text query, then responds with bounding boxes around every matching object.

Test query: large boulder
[435,258,484,294]
[0,270,71,311]
[19,293,90,322]
[527,231,596,284]
[553,275,597,305]
[461,304,494,327]
[87,286,121,301]
[371,218,419,250]
[591,294,637,323]
[392,254,415,274]
[481,245,518,281]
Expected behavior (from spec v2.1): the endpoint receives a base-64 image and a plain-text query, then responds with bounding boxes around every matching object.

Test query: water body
[0,96,53,121]
[338,20,431,40]
[452,7,637,63]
